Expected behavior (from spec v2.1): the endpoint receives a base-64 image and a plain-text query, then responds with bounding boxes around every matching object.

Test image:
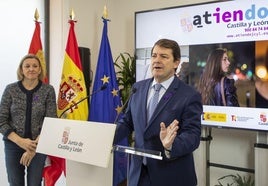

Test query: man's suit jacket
[114,76,203,186]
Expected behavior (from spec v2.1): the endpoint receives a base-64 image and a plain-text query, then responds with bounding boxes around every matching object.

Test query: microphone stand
[59,84,107,118]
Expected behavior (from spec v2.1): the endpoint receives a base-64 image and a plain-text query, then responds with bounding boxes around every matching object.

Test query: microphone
[114,87,137,123]
[59,84,107,118]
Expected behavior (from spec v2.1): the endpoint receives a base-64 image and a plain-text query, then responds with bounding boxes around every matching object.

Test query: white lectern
[36,117,116,186]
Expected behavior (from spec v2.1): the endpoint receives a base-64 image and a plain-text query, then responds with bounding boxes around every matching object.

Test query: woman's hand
[17,138,37,152]
[20,151,36,166]
[7,132,37,152]
[160,119,179,150]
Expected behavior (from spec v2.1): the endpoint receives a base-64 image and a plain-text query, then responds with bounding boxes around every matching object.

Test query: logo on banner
[202,112,227,122]
[230,115,254,122]
[231,115,237,121]
[180,15,193,32]
[259,112,268,125]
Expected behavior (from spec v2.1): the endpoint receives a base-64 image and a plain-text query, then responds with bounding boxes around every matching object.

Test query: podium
[36,117,116,186]
[37,117,163,186]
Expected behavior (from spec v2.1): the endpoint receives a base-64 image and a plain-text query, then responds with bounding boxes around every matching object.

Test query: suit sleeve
[169,91,202,159]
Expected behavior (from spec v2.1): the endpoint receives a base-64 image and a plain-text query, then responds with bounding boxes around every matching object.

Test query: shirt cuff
[164,145,172,158]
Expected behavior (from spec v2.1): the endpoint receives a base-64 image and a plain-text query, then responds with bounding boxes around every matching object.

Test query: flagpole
[70,8,75,21]
[103,5,108,19]
[34,8,39,21]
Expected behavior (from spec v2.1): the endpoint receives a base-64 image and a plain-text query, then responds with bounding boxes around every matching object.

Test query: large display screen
[135,0,268,131]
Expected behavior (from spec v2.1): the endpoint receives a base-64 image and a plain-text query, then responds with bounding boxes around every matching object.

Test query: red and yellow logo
[202,112,227,122]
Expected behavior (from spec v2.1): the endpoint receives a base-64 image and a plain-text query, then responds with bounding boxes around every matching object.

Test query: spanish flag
[57,19,88,120]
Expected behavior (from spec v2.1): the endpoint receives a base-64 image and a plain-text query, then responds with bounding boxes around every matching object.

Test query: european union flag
[89,17,128,186]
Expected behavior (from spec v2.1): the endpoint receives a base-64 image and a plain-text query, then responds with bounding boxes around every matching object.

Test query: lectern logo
[62,127,70,144]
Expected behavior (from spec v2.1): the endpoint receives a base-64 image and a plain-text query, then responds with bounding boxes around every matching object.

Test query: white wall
[0,0,45,97]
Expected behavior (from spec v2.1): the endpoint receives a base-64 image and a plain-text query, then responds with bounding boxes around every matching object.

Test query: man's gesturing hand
[160,119,179,150]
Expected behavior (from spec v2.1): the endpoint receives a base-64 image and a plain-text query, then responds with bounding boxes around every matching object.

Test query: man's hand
[160,119,179,150]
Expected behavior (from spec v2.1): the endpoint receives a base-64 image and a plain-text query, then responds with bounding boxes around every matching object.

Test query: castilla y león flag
[28,20,48,83]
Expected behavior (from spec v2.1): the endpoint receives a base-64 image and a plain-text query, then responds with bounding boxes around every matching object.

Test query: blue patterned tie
[148,83,162,121]
[144,83,162,165]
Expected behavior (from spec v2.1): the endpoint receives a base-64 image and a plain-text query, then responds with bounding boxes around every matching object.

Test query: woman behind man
[0,54,57,186]
[197,48,239,106]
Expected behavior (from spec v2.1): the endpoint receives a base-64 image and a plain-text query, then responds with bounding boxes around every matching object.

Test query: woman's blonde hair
[17,54,44,81]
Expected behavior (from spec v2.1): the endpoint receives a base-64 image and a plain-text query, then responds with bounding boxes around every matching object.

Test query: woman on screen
[197,48,239,106]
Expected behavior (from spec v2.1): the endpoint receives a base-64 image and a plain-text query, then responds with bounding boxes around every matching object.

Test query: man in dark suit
[114,39,203,186]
